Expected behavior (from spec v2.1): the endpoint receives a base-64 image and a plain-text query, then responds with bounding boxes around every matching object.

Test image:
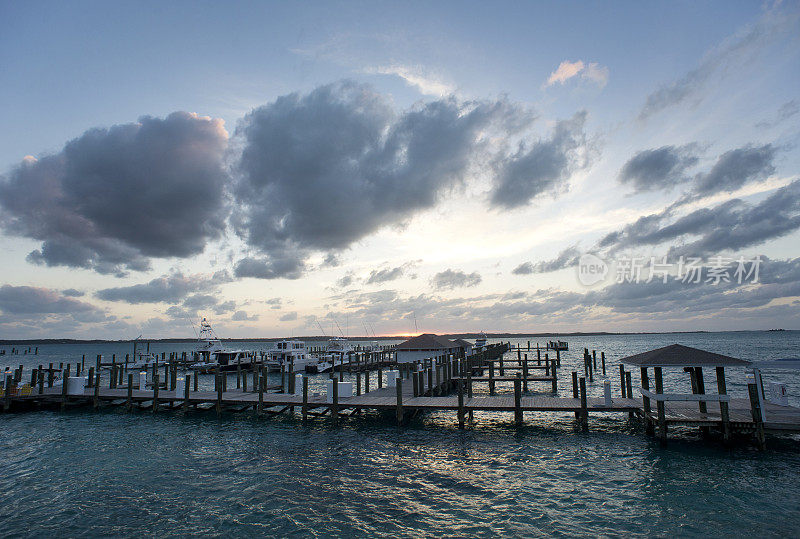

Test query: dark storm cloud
[691,144,775,198]
[618,144,700,192]
[430,269,482,290]
[96,270,232,304]
[0,112,229,276]
[490,111,589,209]
[233,255,305,280]
[605,180,800,257]
[0,285,99,315]
[232,81,541,273]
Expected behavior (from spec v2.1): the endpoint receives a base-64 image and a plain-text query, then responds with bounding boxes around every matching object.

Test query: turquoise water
[1,332,799,537]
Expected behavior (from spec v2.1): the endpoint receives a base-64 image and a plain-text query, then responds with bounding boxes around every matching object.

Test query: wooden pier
[3,342,800,450]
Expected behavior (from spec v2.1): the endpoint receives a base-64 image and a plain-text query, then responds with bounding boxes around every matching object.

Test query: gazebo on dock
[620,344,751,445]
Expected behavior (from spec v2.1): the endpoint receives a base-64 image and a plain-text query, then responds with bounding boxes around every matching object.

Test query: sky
[0,0,799,339]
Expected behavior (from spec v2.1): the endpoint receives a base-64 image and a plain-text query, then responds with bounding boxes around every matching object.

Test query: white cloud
[545,60,609,88]
[546,60,585,85]
[365,64,455,97]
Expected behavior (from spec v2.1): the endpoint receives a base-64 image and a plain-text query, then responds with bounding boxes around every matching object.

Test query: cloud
[618,144,700,192]
[336,272,355,288]
[545,60,609,88]
[528,246,582,274]
[490,111,590,208]
[233,81,532,270]
[96,270,231,304]
[0,285,99,315]
[430,269,482,290]
[61,288,85,297]
[232,310,259,321]
[546,60,584,85]
[756,99,800,128]
[365,261,417,284]
[365,64,455,97]
[639,6,797,120]
[279,311,298,322]
[604,180,800,257]
[691,144,776,198]
[0,112,229,276]
[511,262,533,275]
[233,255,305,280]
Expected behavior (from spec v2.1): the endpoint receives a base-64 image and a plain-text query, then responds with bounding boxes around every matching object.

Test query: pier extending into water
[3,342,800,450]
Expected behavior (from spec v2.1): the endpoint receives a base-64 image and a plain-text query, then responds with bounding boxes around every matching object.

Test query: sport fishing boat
[546,340,568,351]
[265,340,315,372]
[189,318,255,373]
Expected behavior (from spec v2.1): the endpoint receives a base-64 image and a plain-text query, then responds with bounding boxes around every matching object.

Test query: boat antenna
[187,316,199,339]
[315,318,326,337]
[334,319,345,337]
[413,311,418,334]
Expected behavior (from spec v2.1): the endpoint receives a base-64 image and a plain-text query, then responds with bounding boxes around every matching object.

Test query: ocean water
[1,332,799,537]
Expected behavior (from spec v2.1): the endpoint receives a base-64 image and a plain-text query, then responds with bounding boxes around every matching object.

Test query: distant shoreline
[0,329,793,345]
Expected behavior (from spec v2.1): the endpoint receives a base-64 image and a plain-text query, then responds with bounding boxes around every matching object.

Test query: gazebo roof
[619,344,750,368]
[395,333,456,351]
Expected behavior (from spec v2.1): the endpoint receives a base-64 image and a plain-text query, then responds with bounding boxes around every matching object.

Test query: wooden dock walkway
[4,342,800,449]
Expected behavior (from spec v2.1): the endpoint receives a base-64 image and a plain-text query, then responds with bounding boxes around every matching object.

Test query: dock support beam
[514,373,522,426]
[396,378,404,425]
[716,367,730,443]
[654,367,667,446]
[641,367,654,436]
[579,377,588,431]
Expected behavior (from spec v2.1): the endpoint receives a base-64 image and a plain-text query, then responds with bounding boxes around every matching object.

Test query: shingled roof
[451,338,473,349]
[619,344,750,367]
[395,333,457,350]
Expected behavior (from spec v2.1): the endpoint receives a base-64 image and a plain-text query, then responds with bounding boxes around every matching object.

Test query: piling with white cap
[295,374,304,395]
[603,379,612,406]
[139,371,147,390]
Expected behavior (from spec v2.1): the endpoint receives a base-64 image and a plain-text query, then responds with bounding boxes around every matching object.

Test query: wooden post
[38,366,44,395]
[152,373,160,413]
[748,383,766,450]
[551,361,558,393]
[579,377,588,431]
[356,372,361,396]
[514,373,522,426]
[257,373,264,415]
[523,354,528,392]
[572,371,579,419]
[716,367,730,443]
[193,370,198,392]
[457,379,465,429]
[620,364,626,397]
[625,371,634,419]
[93,371,100,409]
[499,352,504,376]
[654,367,667,446]
[396,378,403,425]
[695,367,707,414]
[301,376,308,422]
[601,352,605,375]
[183,375,190,412]
[3,374,12,412]
[378,368,383,389]
[60,368,68,411]
[365,370,370,393]
[216,373,222,417]
[489,362,495,395]
[641,367,654,436]
[331,379,339,425]
[127,373,133,411]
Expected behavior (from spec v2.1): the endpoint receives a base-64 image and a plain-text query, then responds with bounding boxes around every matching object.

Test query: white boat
[474,332,488,351]
[189,318,254,373]
[265,340,315,372]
